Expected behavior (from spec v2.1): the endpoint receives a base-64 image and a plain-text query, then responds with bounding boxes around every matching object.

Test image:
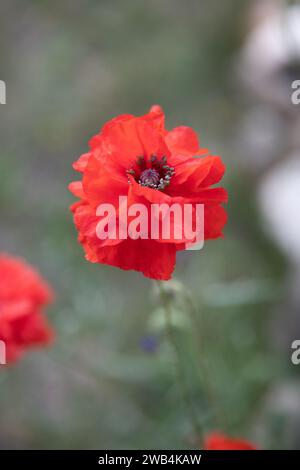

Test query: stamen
[127,155,175,191]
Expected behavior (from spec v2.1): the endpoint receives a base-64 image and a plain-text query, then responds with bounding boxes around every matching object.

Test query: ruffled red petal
[72,152,92,173]
[166,126,208,156]
[86,238,177,280]
[170,155,226,196]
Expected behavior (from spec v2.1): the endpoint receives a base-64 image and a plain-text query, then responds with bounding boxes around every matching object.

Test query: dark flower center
[139,169,160,187]
[126,155,175,191]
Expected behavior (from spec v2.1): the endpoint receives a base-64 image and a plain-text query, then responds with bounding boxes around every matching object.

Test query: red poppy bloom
[204,432,257,450]
[69,105,227,280]
[0,253,54,364]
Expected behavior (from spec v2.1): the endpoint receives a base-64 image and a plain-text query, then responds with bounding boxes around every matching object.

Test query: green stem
[187,296,226,429]
[156,281,203,439]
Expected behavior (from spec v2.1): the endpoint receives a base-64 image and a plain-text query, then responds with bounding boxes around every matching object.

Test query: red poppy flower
[0,253,54,364]
[69,105,227,280]
[204,432,257,450]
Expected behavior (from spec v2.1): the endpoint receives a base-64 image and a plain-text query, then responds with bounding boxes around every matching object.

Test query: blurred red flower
[0,253,54,364]
[204,432,257,450]
[69,105,227,280]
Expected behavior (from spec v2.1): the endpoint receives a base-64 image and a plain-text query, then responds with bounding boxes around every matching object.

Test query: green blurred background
[1,0,300,449]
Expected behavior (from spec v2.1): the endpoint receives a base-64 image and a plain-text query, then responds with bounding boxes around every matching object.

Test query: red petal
[145,105,166,134]
[204,432,256,450]
[73,152,92,173]
[82,155,128,207]
[170,155,226,197]
[68,181,85,199]
[204,204,227,240]
[87,238,177,280]
[100,117,170,170]
[166,126,207,156]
